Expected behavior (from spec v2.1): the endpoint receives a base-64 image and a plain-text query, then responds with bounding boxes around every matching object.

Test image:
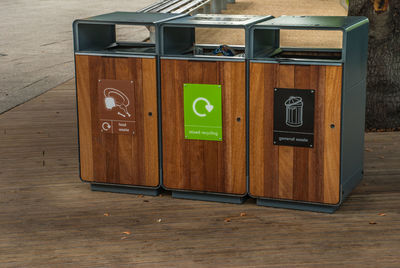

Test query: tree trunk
[349,0,400,130]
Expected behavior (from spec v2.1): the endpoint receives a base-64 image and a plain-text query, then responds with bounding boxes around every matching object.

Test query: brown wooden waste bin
[248,16,369,212]
[73,12,182,195]
[159,14,272,203]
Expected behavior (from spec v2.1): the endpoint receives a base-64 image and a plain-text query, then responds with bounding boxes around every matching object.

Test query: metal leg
[203,3,211,13]
[91,183,161,196]
[222,0,227,10]
[190,8,200,15]
[172,191,247,204]
[211,0,221,13]
[256,198,339,213]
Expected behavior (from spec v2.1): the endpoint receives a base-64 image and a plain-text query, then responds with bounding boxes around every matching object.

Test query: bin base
[342,169,363,201]
[91,183,160,196]
[256,198,338,213]
[172,191,246,204]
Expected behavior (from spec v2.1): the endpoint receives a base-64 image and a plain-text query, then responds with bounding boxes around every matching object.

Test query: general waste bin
[73,12,184,195]
[248,16,369,212]
[159,14,273,203]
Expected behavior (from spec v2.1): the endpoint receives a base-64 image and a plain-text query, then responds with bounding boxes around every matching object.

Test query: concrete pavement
[0,0,154,114]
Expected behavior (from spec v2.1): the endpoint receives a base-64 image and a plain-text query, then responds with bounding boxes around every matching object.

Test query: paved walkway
[0,0,153,114]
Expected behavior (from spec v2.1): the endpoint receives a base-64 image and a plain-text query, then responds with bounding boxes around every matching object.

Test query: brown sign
[97,79,135,135]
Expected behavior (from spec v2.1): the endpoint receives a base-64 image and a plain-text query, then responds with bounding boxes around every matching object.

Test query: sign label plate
[97,79,136,135]
[183,83,223,141]
[273,88,315,147]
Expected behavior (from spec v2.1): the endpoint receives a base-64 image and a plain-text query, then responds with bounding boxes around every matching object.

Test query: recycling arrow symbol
[192,97,214,117]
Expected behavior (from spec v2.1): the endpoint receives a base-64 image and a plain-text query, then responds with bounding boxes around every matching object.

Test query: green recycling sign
[183,83,222,141]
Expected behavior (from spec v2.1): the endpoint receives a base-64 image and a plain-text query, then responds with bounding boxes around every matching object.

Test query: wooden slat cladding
[249,63,342,204]
[75,55,159,187]
[161,59,246,195]
[277,65,295,200]
[323,66,342,204]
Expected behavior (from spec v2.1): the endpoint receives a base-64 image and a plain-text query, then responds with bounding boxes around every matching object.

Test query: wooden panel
[249,63,342,204]
[75,55,94,181]
[277,65,295,200]
[161,59,246,195]
[323,66,342,204]
[293,65,311,201]
[249,63,264,196]
[75,55,159,187]
[308,65,326,202]
[223,61,246,194]
[142,58,160,187]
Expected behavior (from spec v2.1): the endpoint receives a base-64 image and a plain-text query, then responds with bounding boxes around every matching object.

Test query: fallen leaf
[143,200,149,203]
[224,218,231,223]
[121,237,127,240]
[157,218,162,223]
[240,212,247,217]
[369,221,377,225]
[122,231,131,235]
[378,213,386,216]
[365,148,373,152]
[137,195,144,198]
[378,155,385,159]
[104,213,110,216]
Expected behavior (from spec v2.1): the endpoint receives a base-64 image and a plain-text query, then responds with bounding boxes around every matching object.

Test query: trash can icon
[285,96,303,127]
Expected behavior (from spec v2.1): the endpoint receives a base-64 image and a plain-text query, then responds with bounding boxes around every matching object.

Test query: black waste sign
[273,88,315,148]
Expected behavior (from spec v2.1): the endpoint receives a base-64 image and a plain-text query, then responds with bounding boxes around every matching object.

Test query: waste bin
[160,14,273,203]
[248,16,369,212]
[73,12,184,195]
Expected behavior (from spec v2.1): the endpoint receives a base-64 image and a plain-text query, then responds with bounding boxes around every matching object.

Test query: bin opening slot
[272,50,342,60]
[76,23,156,54]
[253,29,343,60]
[112,24,155,53]
[192,27,245,57]
[115,25,153,43]
[163,26,247,58]
[183,44,245,57]
[279,29,343,49]
[105,42,155,54]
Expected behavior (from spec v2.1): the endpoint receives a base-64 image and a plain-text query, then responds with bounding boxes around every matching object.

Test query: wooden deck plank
[0,79,399,267]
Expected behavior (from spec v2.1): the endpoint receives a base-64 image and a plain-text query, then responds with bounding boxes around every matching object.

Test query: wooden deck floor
[0,79,399,267]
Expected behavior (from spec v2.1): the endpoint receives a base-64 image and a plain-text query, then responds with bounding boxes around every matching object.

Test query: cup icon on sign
[285,96,303,127]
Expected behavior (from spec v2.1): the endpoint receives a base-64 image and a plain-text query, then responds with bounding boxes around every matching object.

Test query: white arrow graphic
[192,97,214,117]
